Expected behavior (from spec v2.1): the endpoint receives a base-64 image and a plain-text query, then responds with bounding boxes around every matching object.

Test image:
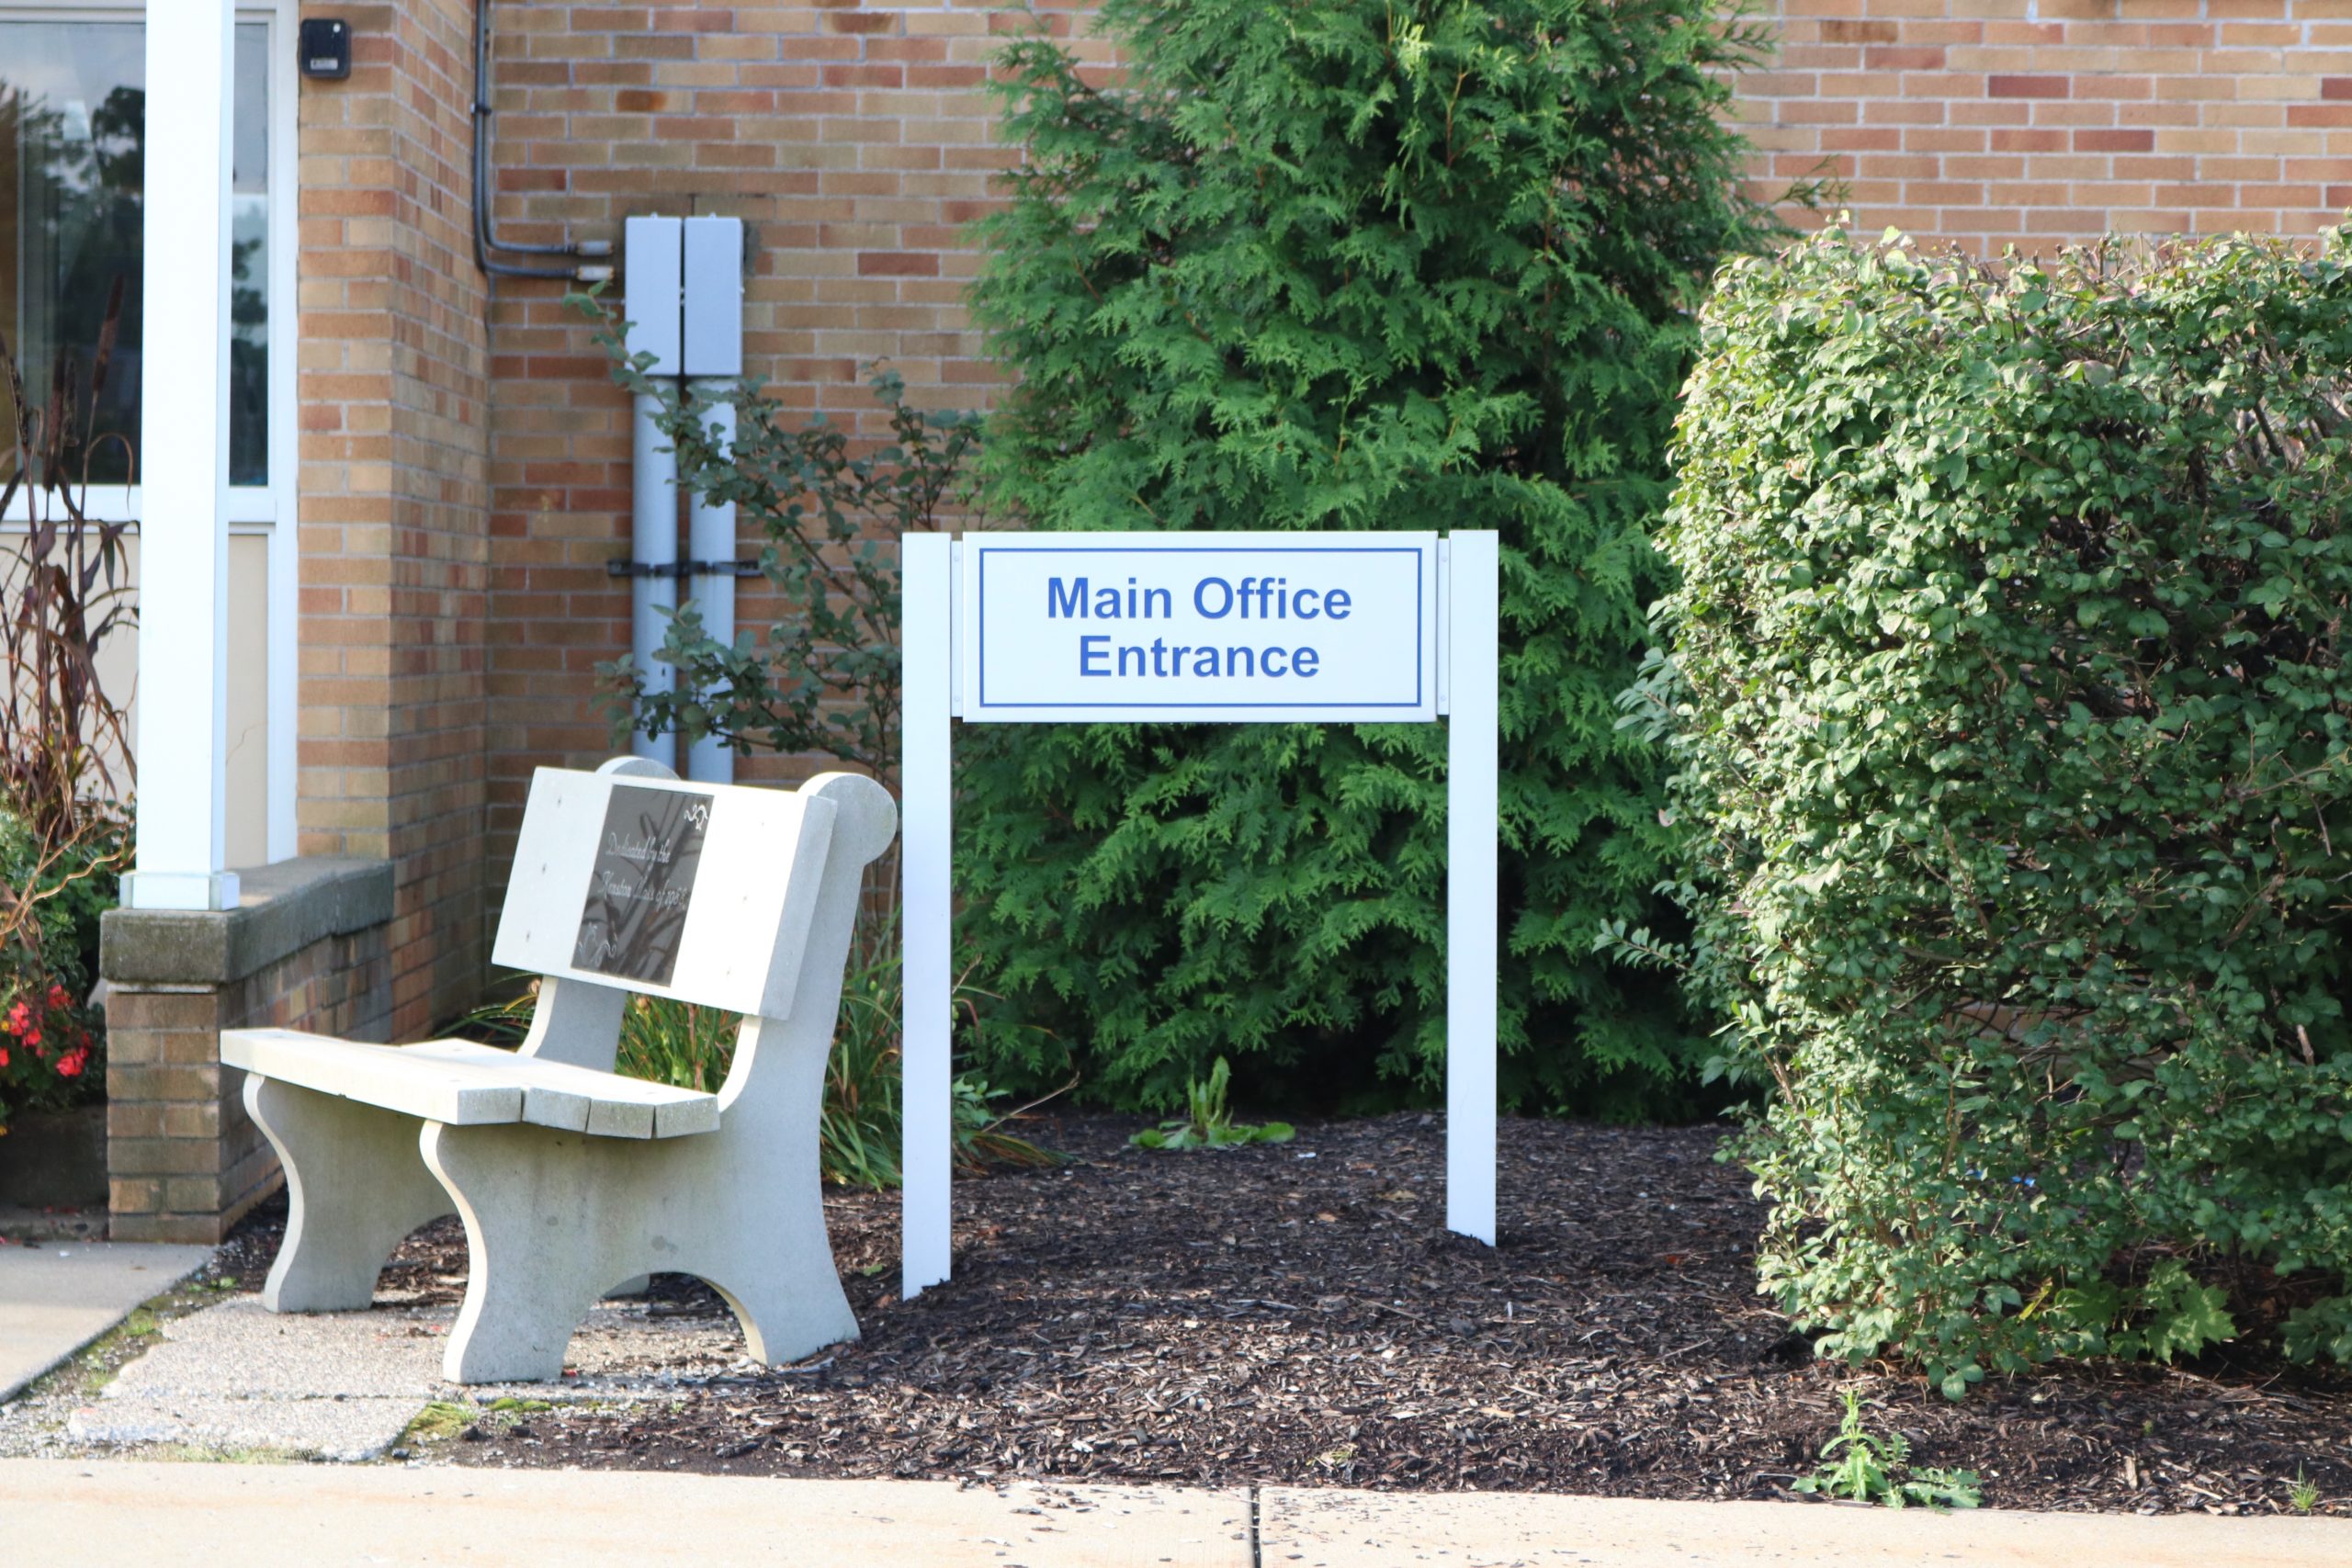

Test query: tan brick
[107,1136,221,1178]
[107,989,224,1032]
[164,1176,228,1213]
[109,1213,227,1245]
[107,1103,167,1140]
[163,1101,224,1141]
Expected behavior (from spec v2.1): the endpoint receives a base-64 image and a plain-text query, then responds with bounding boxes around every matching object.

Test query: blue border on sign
[973,545,1428,711]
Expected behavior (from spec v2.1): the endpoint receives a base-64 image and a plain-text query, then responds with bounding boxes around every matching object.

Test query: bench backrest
[492,765,845,1021]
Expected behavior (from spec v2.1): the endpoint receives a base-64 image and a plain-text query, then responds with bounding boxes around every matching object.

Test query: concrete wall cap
[101,858,396,987]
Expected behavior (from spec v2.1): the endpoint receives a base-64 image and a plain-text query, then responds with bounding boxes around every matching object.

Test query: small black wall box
[300,18,351,81]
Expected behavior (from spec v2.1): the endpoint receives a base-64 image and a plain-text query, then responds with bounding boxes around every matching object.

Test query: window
[2,4,297,865]
[0,17,271,487]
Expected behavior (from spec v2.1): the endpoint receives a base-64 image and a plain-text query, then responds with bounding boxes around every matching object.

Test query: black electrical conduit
[471,0,614,281]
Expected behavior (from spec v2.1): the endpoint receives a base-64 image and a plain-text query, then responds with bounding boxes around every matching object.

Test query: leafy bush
[958,0,1778,1113]
[1634,224,2352,1388]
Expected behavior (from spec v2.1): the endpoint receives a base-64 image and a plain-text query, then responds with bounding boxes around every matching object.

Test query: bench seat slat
[406,1041,720,1139]
[221,1030,719,1141]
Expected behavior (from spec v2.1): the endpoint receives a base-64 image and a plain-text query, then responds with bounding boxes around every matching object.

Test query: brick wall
[284,1,2344,1014]
[102,860,396,1245]
[478,1,1119,871]
[1737,0,2346,251]
[297,0,493,1036]
[106,923,392,1243]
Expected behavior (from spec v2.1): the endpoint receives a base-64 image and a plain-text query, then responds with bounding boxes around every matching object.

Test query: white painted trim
[899,533,955,1299]
[1436,537,1452,716]
[946,538,963,718]
[123,0,237,910]
[0,487,273,525]
[1443,530,1499,1245]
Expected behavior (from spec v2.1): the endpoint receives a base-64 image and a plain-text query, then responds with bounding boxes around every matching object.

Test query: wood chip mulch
[226,1112,2351,1513]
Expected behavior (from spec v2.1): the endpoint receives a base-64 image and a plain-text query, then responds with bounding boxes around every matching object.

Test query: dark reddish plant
[0,276,137,852]
[0,282,136,1131]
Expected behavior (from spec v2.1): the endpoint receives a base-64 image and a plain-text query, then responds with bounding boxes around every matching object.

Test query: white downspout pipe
[681,217,744,785]
[622,217,683,772]
[629,391,678,771]
[625,217,742,782]
[684,400,736,784]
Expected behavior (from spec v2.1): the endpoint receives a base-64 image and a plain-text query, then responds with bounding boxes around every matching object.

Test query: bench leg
[421,1122,619,1383]
[687,1176,857,1368]
[243,1077,453,1313]
[697,1260,857,1371]
[420,1116,857,1382]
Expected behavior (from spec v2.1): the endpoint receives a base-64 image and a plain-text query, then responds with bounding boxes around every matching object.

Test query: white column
[899,533,955,1296]
[1445,530,1500,1244]
[124,0,240,912]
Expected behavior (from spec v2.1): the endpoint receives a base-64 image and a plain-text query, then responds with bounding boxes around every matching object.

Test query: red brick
[857,252,941,277]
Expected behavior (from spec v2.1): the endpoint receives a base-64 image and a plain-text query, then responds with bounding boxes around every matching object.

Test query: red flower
[4,1000,27,1036]
[0,1043,9,1068]
[45,984,70,1010]
[56,1045,86,1077]
[23,1028,40,1051]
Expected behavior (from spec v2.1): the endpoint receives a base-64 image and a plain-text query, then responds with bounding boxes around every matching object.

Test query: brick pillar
[296,0,493,1039]
[100,858,396,1244]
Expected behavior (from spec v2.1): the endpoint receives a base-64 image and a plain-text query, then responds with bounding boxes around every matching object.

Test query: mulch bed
[227,1113,2351,1514]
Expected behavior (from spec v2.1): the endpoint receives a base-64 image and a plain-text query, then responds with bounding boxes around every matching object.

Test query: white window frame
[0,0,300,862]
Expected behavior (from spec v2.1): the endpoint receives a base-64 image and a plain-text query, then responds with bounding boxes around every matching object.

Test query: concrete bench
[221,760,898,1383]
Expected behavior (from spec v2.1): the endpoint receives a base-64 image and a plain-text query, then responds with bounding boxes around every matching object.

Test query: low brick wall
[99,859,396,1244]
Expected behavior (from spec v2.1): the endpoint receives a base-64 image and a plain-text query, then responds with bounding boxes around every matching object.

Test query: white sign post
[899,530,1498,1296]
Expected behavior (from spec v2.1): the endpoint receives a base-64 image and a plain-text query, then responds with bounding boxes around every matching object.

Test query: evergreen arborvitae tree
[957,0,1775,1113]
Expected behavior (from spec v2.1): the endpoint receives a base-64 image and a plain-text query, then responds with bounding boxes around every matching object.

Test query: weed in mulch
[226,1113,2352,1513]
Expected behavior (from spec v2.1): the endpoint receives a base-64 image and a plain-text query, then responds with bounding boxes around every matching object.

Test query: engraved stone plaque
[573,784,712,985]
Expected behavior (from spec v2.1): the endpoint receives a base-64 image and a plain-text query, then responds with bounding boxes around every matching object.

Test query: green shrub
[1635,223,2352,1388]
[0,808,113,1125]
[959,0,1778,1113]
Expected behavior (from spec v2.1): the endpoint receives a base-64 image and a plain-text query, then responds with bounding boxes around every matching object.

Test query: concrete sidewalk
[0,1241,213,1401]
[1263,1487,2349,1565]
[5,1460,2345,1568]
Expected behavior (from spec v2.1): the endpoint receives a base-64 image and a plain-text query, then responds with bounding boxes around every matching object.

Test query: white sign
[899,529,1499,1301]
[961,533,1437,722]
